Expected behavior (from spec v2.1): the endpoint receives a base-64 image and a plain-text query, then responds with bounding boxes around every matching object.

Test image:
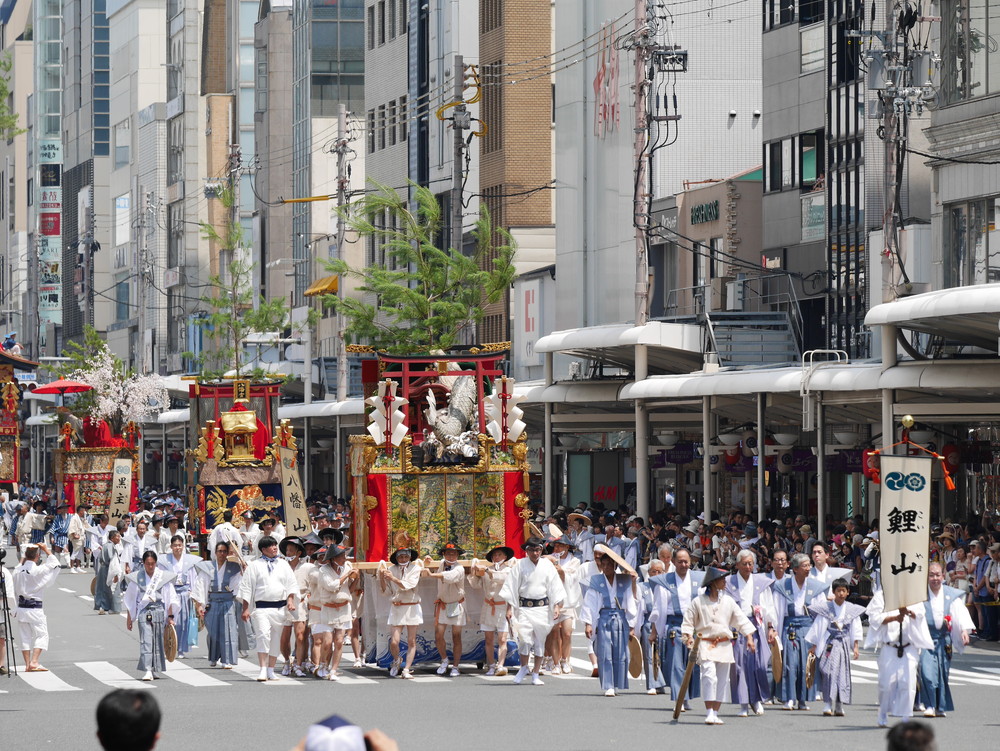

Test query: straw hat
[593,543,636,576]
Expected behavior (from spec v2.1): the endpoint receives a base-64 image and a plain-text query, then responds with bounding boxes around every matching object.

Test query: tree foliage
[189,185,307,379]
[0,53,25,141]
[323,182,516,354]
[49,326,167,434]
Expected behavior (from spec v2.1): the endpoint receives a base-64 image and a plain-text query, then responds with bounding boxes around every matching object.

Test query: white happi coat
[681,592,756,665]
[468,559,513,631]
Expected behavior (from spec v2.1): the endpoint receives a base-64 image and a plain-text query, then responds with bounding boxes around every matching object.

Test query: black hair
[886,721,936,751]
[170,535,184,545]
[214,541,231,554]
[96,689,161,751]
[222,509,233,522]
[257,535,278,552]
[141,550,158,563]
[831,577,850,593]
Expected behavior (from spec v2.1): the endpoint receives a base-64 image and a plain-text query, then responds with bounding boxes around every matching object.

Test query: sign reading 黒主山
[108,457,133,524]
[879,454,932,612]
[277,446,312,536]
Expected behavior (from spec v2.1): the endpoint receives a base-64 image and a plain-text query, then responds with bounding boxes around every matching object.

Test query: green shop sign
[690,200,719,225]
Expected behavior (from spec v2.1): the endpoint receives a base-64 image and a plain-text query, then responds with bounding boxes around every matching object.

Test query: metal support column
[757,393,765,523]
[635,344,649,520]
[816,400,826,541]
[544,351,554,516]
[702,396,712,524]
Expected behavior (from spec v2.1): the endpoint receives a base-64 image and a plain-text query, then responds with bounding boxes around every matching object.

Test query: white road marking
[407,675,450,683]
[77,661,155,689]
[332,670,379,685]
[160,659,230,687]
[230,658,300,685]
[18,670,81,692]
[79,595,93,602]
[58,587,75,593]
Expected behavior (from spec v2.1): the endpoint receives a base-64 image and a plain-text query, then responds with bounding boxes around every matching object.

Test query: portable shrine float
[347,347,532,667]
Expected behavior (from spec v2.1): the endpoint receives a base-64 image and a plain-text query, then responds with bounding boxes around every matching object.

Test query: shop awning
[25,413,58,426]
[304,275,339,297]
[277,399,365,420]
[156,408,190,425]
[865,284,1000,351]
[534,321,704,374]
[621,363,884,400]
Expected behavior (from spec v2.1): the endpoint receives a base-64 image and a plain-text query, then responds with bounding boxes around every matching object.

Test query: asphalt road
[2,558,998,750]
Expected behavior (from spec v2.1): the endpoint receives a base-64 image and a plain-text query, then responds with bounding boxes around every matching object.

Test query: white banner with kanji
[107,457,133,523]
[277,446,312,537]
[879,454,932,612]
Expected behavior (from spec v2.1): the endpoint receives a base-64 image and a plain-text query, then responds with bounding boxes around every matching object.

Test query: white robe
[499,557,566,655]
[865,591,934,719]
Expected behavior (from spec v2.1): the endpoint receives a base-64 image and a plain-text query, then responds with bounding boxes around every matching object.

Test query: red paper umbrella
[33,379,94,395]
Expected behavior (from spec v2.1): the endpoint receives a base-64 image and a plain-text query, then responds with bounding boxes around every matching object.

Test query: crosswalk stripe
[230,659,301,685]
[334,670,379,685]
[161,659,230,687]
[408,675,450,683]
[79,595,93,602]
[18,670,81,692]
[58,587,75,593]
[946,666,1000,683]
[77,661,155,689]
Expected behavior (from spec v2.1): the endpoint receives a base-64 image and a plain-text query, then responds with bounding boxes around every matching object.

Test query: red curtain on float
[503,471,526,557]
[365,474,389,562]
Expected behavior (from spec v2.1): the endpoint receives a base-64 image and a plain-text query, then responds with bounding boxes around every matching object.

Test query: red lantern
[725,446,741,465]
[941,443,960,474]
[862,449,881,484]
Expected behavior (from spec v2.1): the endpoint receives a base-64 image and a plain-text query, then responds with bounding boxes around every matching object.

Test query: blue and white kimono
[580,572,638,692]
[124,568,177,673]
[772,576,829,704]
[919,585,975,714]
[50,513,71,549]
[572,528,596,562]
[158,552,202,656]
[638,580,667,692]
[725,572,777,707]
[805,599,865,706]
[647,570,706,699]
[621,536,642,572]
[194,560,244,667]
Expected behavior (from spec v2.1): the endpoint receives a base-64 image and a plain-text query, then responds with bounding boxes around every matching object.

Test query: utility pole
[633,0,651,327]
[334,103,349,405]
[451,53,467,259]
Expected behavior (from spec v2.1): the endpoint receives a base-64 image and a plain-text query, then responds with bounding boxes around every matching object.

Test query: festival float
[47,346,159,519]
[187,378,311,543]
[348,345,532,667]
[0,348,40,489]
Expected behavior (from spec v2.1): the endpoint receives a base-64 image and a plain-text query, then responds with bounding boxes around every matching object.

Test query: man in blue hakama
[725,549,778,716]
[918,561,974,717]
[772,552,829,710]
[648,547,705,706]
[580,542,638,697]
[193,540,243,669]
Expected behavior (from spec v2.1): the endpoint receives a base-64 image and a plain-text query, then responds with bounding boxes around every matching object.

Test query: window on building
[388,0,396,40]
[377,104,386,150]
[167,116,183,185]
[763,0,796,30]
[167,202,183,268]
[388,100,397,146]
[801,23,823,73]
[113,120,129,169]
[799,129,824,188]
[256,56,268,112]
[481,61,502,154]
[367,5,375,49]
[115,279,130,322]
[940,0,1000,104]
[709,237,723,279]
[398,94,407,141]
[798,0,822,24]
[378,1,385,45]
[832,19,861,84]
[481,0,502,33]
[367,109,375,153]
[946,197,1000,287]
[399,0,407,35]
